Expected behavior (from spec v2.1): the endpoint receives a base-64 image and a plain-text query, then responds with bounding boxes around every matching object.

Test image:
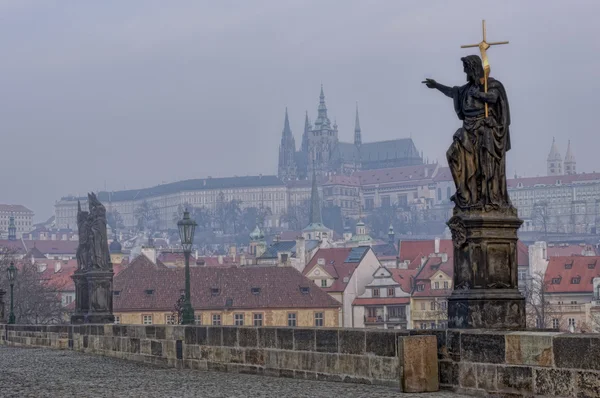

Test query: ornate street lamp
[7,262,16,324]
[177,209,197,325]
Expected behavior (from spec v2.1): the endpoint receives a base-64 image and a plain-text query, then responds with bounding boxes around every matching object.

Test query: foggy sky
[1,0,598,220]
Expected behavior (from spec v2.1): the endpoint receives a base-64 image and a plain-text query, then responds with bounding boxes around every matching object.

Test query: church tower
[7,215,16,241]
[547,137,563,176]
[308,85,339,178]
[278,108,297,181]
[353,103,362,171]
[564,140,576,175]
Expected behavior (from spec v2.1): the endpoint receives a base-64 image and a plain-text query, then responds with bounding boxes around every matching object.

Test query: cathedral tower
[277,108,297,181]
[308,85,339,177]
[547,137,563,176]
[564,140,576,175]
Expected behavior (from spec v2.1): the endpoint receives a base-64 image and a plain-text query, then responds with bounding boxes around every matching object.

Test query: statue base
[447,208,526,329]
[85,270,114,324]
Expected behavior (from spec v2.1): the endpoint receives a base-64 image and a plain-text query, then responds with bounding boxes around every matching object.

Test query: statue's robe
[446,78,511,210]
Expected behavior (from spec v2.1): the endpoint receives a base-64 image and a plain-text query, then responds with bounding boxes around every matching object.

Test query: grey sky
[1,0,598,220]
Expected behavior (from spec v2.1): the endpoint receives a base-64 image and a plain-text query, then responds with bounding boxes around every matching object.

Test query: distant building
[277,86,422,181]
[55,175,287,230]
[0,204,34,239]
[113,255,341,327]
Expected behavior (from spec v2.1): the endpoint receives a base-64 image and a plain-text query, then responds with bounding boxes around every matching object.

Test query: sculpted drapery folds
[76,193,112,271]
[423,55,512,212]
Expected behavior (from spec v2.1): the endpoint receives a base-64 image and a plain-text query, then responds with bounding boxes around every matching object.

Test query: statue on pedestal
[71,192,114,324]
[422,21,525,329]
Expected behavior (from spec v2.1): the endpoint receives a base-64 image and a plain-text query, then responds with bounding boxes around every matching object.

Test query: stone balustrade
[2,324,600,396]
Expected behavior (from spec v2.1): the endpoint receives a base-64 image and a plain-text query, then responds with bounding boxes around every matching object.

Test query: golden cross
[461,20,509,117]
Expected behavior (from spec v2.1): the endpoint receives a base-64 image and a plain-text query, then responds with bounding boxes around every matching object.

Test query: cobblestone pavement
[0,347,469,398]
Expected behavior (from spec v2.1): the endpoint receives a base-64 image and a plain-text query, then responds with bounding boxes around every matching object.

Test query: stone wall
[3,324,600,396]
[0,324,402,387]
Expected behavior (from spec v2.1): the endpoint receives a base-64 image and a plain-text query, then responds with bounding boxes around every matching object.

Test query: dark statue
[423,55,512,212]
[72,192,114,324]
[423,52,525,330]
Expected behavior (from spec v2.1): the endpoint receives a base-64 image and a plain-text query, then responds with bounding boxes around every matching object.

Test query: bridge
[0,346,465,397]
[1,324,598,397]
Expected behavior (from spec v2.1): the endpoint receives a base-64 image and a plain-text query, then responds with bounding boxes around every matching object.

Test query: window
[568,318,576,327]
[253,313,263,327]
[211,288,220,296]
[437,188,442,201]
[321,279,327,287]
[420,302,426,310]
[443,281,449,289]
[441,301,447,311]
[387,288,394,297]
[194,314,202,325]
[212,314,221,326]
[287,313,297,327]
[570,301,577,304]
[430,301,436,310]
[565,262,573,269]
[145,289,154,295]
[551,277,561,284]
[114,316,120,325]
[416,284,424,292]
[434,282,439,289]
[314,312,324,327]
[552,318,559,329]
[234,313,244,326]
[300,286,310,294]
[430,322,436,329]
[420,323,427,329]
[571,277,581,284]
[142,315,153,325]
[381,196,391,207]
[365,198,375,210]
[165,314,177,325]
[372,288,380,297]
[251,287,261,295]
[446,187,452,199]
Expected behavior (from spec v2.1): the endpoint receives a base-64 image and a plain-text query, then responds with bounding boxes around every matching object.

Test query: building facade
[0,204,34,239]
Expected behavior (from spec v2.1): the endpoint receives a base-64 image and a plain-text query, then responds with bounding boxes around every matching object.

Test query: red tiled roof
[303,247,370,293]
[23,240,78,255]
[355,164,439,186]
[114,258,340,312]
[0,204,33,213]
[398,239,453,262]
[544,256,600,294]
[547,244,598,258]
[433,167,453,182]
[389,268,418,293]
[517,241,529,266]
[412,255,454,298]
[507,172,600,189]
[353,297,410,306]
[323,175,360,186]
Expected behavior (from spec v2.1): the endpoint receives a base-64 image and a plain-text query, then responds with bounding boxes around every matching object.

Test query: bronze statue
[76,200,90,270]
[423,55,511,211]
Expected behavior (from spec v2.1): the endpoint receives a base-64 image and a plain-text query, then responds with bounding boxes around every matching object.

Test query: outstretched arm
[422,78,454,98]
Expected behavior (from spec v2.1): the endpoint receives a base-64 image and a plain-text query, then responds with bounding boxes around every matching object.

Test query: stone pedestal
[70,271,88,324]
[447,209,525,329]
[84,270,114,324]
[0,289,5,323]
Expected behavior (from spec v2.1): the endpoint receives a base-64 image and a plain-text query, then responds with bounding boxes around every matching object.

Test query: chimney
[195,249,198,259]
[141,246,157,264]
[395,256,400,269]
[296,236,306,266]
[51,233,56,241]
[55,262,62,273]
[218,255,223,265]
[434,237,440,254]
[230,246,237,262]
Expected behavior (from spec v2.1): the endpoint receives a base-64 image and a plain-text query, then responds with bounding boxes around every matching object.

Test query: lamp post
[177,209,197,325]
[7,262,16,324]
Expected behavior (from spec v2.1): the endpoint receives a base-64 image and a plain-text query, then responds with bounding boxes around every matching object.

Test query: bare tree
[0,246,67,324]
[523,270,563,330]
[106,209,124,231]
[532,201,550,240]
[135,200,160,232]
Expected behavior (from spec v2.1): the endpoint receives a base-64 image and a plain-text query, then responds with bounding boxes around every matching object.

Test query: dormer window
[251,287,261,295]
[300,286,310,294]
[417,284,425,292]
[372,288,380,297]
[145,289,154,295]
[589,261,597,269]
[551,277,561,284]
[225,298,233,307]
[113,290,121,296]
[565,262,573,269]
[317,258,325,265]
[571,277,581,284]
[211,288,220,296]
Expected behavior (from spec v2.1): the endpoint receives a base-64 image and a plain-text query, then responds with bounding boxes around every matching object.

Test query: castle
[278,86,423,180]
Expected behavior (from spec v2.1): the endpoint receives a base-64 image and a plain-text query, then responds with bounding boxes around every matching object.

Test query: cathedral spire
[283,107,292,137]
[354,102,362,146]
[301,110,310,153]
[309,170,322,225]
[314,84,330,128]
[547,137,563,176]
[564,139,576,175]
[278,108,296,181]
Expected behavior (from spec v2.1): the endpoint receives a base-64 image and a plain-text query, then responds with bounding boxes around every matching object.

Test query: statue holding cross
[423,20,512,212]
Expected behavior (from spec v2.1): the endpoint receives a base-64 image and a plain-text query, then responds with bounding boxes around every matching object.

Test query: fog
[0,0,598,220]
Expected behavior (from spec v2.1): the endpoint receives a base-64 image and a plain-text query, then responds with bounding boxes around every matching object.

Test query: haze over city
[0,0,598,219]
